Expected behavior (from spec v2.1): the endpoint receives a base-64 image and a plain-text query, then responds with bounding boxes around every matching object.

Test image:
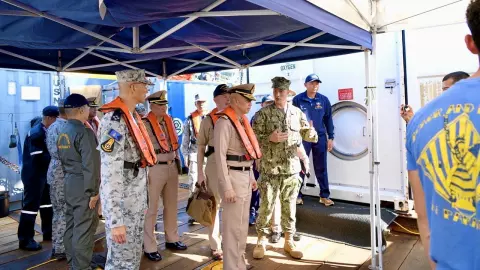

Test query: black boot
[19,239,42,251]
[39,206,53,241]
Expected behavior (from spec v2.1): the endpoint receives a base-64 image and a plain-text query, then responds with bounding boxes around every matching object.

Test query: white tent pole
[168,47,231,78]
[247,32,326,68]
[0,48,57,70]
[77,49,160,77]
[345,0,372,28]
[65,59,149,72]
[261,41,363,50]
[0,0,131,51]
[181,10,278,17]
[140,0,226,51]
[63,29,125,70]
[133,27,140,51]
[365,48,377,269]
[169,57,236,69]
[189,43,242,68]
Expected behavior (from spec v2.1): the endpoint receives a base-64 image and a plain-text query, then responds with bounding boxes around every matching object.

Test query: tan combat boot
[284,233,303,259]
[252,235,267,259]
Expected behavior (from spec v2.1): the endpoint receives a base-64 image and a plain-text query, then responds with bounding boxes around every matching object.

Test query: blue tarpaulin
[0,0,372,75]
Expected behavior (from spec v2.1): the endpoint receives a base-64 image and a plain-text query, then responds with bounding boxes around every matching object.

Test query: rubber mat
[296,196,397,249]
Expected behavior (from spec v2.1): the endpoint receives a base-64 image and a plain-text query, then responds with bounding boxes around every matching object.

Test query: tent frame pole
[65,59,150,72]
[180,10,278,17]
[167,47,231,78]
[247,32,326,67]
[0,0,131,51]
[139,0,226,51]
[189,43,242,68]
[169,57,236,69]
[261,41,363,50]
[0,48,57,70]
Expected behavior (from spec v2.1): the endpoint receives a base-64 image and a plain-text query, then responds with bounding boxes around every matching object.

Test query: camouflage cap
[228,83,256,101]
[115,69,153,85]
[271,76,291,90]
[147,90,168,105]
[86,97,99,107]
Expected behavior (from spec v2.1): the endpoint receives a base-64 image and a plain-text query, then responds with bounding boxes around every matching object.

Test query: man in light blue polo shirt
[406,1,480,268]
[292,74,334,206]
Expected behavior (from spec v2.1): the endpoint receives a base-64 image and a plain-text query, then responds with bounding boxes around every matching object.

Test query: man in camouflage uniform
[252,77,317,260]
[46,99,68,260]
[98,69,157,270]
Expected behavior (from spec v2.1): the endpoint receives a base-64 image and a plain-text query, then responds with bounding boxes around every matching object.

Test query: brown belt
[157,160,175,165]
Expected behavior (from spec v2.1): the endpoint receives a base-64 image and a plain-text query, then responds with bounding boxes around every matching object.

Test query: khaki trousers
[143,162,179,252]
[205,157,221,250]
[221,169,252,270]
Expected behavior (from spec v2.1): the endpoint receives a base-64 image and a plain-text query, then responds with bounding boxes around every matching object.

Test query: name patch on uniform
[108,129,123,142]
[110,109,122,122]
[57,133,71,149]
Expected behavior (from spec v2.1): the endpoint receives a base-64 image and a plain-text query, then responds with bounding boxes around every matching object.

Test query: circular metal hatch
[330,101,368,161]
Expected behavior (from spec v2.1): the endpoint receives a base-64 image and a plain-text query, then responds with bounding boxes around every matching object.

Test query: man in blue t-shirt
[406,2,480,269]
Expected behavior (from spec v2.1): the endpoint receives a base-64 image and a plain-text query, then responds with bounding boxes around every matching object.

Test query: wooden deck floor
[0,188,430,270]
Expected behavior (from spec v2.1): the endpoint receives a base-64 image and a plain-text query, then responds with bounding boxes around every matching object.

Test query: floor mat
[296,196,397,249]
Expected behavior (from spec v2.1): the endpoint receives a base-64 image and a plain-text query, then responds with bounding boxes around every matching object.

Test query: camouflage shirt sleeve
[99,113,127,228]
[46,123,59,160]
[252,110,270,145]
[181,117,191,160]
[298,109,318,143]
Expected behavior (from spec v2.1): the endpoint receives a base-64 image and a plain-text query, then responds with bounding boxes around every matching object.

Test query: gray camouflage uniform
[99,110,148,270]
[252,78,318,237]
[181,115,205,196]
[46,117,68,254]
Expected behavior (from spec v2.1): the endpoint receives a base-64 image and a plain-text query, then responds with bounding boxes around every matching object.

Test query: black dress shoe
[19,239,42,251]
[271,232,281,243]
[188,218,198,225]
[51,252,67,260]
[165,241,187,250]
[293,233,301,241]
[144,252,162,261]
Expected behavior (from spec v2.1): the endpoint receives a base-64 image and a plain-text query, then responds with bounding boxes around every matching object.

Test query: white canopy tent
[307,1,470,269]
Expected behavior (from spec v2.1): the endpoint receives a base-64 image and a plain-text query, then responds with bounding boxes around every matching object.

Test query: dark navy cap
[261,95,274,104]
[305,74,322,84]
[64,93,89,109]
[42,106,59,117]
[213,84,229,97]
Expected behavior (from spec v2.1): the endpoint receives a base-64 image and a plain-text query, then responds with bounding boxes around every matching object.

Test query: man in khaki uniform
[214,84,261,270]
[197,84,230,261]
[143,90,187,262]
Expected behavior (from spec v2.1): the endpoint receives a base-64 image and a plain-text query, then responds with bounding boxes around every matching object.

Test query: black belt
[124,161,141,177]
[226,154,250,162]
[228,165,251,171]
[205,146,215,157]
[157,160,175,165]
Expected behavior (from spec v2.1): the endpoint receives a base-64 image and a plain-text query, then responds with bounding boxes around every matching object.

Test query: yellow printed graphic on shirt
[417,113,480,225]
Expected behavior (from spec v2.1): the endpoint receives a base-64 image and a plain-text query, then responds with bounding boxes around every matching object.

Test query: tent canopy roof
[0,0,372,77]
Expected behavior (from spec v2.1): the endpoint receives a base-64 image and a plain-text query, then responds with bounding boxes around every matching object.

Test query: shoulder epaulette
[111,109,122,122]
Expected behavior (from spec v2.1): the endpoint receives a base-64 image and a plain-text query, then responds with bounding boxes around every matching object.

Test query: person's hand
[400,104,414,123]
[327,139,334,152]
[89,195,99,209]
[269,129,288,143]
[197,171,206,187]
[184,156,190,168]
[308,120,316,138]
[224,190,237,203]
[111,225,127,244]
[250,178,258,191]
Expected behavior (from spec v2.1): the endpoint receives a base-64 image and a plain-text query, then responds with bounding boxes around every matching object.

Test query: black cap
[213,84,229,98]
[64,93,89,109]
[42,106,59,117]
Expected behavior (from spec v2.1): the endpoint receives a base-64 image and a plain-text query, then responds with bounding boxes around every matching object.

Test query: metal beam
[65,59,149,72]
[1,0,131,51]
[133,27,140,51]
[189,43,241,68]
[0,9,38,16]
[261,41,363,50]
[169,57,236,69]
[63,29,124,70]
[142,46,204,54]
[247,32,326,67]
[77,49,159,77]
[84,46,131,53]
[345,0,372,28]
[140,0,226,51]
[168,47,230,78]
[0,48,57,70]
[180,10,278,17]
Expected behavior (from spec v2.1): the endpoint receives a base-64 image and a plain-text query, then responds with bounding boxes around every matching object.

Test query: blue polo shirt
[406,77,480,270]
[292,91,334,139]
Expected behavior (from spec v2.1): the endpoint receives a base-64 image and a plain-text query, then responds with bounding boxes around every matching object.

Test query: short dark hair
[442,71,470,83]
[467,0,480,50]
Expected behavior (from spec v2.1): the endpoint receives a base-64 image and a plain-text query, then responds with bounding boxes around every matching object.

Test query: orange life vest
[98,97,157,167]
[209,108,220,125]
[144,112,179,153]
[216,106,262,160]
[190,110,204,137]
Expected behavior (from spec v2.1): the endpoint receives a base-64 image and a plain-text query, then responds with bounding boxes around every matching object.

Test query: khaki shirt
[197,115,214,148]
[143,118,175,162]
[213,116,253,194]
